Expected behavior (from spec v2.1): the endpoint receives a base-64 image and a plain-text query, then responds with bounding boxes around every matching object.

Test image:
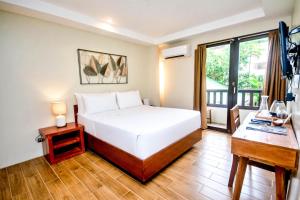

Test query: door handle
[232,82,236,94]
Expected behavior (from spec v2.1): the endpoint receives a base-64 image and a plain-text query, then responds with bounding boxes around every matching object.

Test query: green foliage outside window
[206,38,268,89]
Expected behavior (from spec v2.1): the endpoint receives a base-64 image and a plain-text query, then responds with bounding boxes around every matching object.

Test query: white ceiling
[40,0,263,37]
[0,0,296,45]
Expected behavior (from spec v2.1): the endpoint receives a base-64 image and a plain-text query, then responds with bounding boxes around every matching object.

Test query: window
[206,44,230,106]
[237,37,269,108]
[205,33,270,130]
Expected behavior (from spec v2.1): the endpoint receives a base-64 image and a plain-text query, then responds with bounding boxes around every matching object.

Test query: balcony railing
[207,89,262,110]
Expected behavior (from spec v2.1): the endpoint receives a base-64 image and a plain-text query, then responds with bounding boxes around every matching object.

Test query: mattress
[78,105,201,159]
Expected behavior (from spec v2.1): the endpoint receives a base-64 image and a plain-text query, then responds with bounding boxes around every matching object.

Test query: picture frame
[77,49,128,84]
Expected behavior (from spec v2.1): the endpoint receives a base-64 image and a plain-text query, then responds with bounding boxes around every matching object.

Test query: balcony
[206,89,262,129]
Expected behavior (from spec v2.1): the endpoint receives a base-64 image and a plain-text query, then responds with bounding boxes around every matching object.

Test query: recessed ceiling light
[104,17,113,24]
[96,23,114,32]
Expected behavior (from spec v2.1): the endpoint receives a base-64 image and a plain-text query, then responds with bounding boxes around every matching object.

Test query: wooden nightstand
[39,123,85,164]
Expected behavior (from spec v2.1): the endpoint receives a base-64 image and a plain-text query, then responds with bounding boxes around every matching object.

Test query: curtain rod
[198,28,278,47]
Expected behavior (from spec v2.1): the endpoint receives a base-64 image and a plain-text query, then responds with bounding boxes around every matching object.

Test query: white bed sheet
[78,105,201,159]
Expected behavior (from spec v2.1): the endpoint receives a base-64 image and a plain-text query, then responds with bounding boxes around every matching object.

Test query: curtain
[263,30,286,106]
[194,45,207,129]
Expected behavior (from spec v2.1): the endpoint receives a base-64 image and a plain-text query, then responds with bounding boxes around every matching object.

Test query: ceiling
[40,0,263,37]
[0,0,296,45]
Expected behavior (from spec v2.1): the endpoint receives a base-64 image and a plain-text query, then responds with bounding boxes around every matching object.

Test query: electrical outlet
[35,134,45,143]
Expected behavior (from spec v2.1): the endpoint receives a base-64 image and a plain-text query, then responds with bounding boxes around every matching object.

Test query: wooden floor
[0,130,275,200]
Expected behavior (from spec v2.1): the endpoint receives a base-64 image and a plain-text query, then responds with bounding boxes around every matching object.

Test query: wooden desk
[231,112,299,200]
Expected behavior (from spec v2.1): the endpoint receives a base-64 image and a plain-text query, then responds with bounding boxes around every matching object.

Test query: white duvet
[78,105,201,159]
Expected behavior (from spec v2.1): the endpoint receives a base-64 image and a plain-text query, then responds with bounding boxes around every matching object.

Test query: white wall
[207,107,251,126]
[208,107,227,125]
[160,16,291,109]
[292,0,300,26]
[288,1,300,199]
[0,11,159,168]
[146,46,161,106]
[162,57,194,109]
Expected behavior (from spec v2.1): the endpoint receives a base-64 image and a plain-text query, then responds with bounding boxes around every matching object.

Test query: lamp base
[55,115,66,127]
[143,98,150,105]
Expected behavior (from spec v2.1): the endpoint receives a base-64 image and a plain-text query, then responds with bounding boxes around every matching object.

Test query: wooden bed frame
[74,105,202,182]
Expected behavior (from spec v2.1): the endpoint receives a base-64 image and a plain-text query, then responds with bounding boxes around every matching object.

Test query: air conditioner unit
[162,45,191,59]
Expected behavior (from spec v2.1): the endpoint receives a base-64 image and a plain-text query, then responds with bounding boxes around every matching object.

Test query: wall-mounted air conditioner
[162,45,191,59]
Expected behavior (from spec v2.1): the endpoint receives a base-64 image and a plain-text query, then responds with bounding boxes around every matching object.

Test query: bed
[74,92,201,182]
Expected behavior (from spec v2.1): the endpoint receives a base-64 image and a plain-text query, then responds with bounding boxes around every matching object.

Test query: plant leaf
[96,64,102,74]
[122,66,128,76]
[119,63,124,74]
[119,63,128,77]
[100,63,109,77]
[116,56,122,67]
[110,55,117,71]
[90,56,102,73]
[83,65,97,76]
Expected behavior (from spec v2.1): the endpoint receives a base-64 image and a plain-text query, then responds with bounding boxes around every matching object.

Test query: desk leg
[228,154,239,187]
[232,157,248,200]
[275,166,286,200]
[285,170,291,193]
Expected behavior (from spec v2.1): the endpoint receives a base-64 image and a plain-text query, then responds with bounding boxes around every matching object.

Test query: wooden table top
[39,122,83,137]
[232,112,299,151]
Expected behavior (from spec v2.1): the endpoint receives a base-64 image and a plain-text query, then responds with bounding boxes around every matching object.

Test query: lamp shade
[51,101,67,115]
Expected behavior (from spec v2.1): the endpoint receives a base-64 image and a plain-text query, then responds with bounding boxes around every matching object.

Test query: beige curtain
[263,30,286,106]
[194,45,207,129]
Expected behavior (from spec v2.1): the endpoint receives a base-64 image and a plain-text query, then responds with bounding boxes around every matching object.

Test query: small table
[231,112,299,200]
[39,123,85,164]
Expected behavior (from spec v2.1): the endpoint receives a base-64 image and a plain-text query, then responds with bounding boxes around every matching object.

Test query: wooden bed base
[74,105,202,182]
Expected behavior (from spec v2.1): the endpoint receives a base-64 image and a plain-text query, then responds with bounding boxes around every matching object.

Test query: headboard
[74,105,78,124]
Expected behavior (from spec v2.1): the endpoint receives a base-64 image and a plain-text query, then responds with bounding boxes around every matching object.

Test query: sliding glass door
[206,43,230,130]
[237,37,269,109]
[206,35,269,132]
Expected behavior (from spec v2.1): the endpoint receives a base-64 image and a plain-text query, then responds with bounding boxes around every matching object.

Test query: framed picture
[77,49,128,84]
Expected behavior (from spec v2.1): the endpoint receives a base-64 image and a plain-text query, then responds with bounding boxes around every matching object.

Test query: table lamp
[51,101,67,127]
[143,98,150,105]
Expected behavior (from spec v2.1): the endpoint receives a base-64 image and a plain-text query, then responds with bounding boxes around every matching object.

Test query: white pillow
[74,93,85,114]
[116,90,143,109]
[81,92,118,114]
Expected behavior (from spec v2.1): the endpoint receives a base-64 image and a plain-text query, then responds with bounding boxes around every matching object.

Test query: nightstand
[39,123,85,164]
